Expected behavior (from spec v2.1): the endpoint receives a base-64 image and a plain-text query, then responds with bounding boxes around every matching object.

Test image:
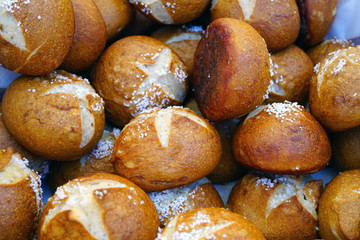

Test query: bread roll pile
[0,0,359,239]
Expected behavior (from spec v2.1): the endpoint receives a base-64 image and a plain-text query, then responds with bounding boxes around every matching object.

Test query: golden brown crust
[211,0,300,51]
[0,0,74,75]
[92,0,134,41]
[306,38,355,65]
[61,0,107,72]
[193,18,270,121]
[112,107,222,192]
[0,148,41,240]
[227,173,323,240]
[296,0,338,47]
[232,102,331,174]
[38,172,160,240]
[332,126,360,171]
[130,0,210,25]
[318,170,360,240]
[0,178,40,240]
[0,104,45,167]
[159,208,266,239]
[2,71,105,161]
[266,44,313,104]
[50,127,118,188]
[93,35,188,127]
[206,120,244,183]
[309,46,360,132]
[188,183,224,210]
[185,98,244,183]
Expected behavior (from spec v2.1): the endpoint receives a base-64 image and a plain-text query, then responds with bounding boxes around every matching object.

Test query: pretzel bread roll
[158,208,265,239]
[149,178,224,227]
[296,0,338,47]
[233,101,331,174]
[38,172,159,240]
[152,26,204,75]
[332,126,360,171]
[129,0,210,24]
[318,170,360,240]
[309,46,360,132]
[0,148,42,240]
[0,0,74,76]
[92,0,134,41]
[2,70,105,161]
[93,35,188,127]
[112,107,222,192]
[50,126,120,188]
[265,44,313,104]
[227,173,323,240]
[193,18,270,121]
[61,0,106,73]
[211,0,300,52]
[307,38,355,65]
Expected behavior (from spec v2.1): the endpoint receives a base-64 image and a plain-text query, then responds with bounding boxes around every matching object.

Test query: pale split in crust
[130,0,173,24]
[39,173,160,240]
[0,7,26,50]
[42,179,127,240]
[0,0,75,75]
[0,148,42,212]
[129,0,210,25]
[227,173,323,240]
[93,36,188,127]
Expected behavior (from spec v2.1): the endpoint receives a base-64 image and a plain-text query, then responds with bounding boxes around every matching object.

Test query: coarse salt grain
[264,100,302,122]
